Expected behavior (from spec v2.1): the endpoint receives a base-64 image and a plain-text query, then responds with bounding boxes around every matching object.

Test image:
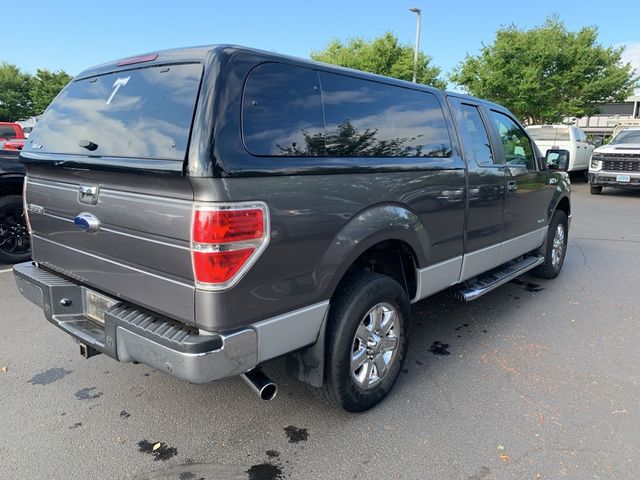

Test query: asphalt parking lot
[1,179,639,480]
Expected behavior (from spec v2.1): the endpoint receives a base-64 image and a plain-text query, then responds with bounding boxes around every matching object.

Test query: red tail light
[193,209,264,243]
[192,203,269,290]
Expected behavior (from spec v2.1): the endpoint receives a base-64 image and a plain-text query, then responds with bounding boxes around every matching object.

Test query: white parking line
[0,268,14,274]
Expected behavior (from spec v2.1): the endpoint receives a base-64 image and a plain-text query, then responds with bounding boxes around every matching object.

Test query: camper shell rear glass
[24,63,203,161]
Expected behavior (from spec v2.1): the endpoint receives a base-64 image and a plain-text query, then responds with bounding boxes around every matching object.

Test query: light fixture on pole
[409,7,422,83]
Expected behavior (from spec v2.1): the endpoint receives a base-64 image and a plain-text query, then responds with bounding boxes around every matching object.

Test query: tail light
[191,202,269,290]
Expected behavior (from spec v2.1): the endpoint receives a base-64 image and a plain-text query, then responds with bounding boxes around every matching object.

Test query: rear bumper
[589,171,640,188]
[13,262,257,383]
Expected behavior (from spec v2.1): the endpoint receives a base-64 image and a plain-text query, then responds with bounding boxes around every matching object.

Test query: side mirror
[545,149,570,171]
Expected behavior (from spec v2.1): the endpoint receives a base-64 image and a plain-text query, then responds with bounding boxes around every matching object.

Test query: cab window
[491,111,536,170]
[454,104,497,166]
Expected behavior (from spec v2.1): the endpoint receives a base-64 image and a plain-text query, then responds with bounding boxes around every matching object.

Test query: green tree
[311,32,446,89]
[0,63,32,122]
[450,18,639,124]
[30,69,72,115]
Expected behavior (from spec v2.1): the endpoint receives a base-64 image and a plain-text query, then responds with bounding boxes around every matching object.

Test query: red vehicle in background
[0,123,26,149]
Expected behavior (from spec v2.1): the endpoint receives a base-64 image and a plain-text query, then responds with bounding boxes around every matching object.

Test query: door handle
[507,180,517,192]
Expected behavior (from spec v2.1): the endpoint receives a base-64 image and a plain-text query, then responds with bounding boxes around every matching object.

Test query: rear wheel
[590,185,603,195]
[318,271,410,412]
[531,210,568,279]
[0,195,31,263]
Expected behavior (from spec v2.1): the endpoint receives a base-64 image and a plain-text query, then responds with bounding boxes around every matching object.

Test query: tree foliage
[450,18,639,124]
[29,69,72,115]
[311,32,446,89]
[0,62,72,122]
[277,120,451,158]
[0,63,32,122]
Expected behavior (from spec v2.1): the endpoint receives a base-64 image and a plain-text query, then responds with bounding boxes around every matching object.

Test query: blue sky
[5,0,640,85]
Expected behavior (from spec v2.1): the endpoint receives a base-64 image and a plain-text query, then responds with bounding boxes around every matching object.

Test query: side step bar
[456,255,545,302]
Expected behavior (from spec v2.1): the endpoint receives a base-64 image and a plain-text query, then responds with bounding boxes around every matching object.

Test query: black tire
[531,210,568,279]
[590,185,603,195]
[317,271,411,412]
[0,195,31,263]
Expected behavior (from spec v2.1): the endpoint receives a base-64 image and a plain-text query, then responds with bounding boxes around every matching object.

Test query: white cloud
[620,41,640,95]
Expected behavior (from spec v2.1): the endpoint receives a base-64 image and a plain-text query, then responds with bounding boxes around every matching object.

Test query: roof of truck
[77,44,442,92]
[75,44,508,113]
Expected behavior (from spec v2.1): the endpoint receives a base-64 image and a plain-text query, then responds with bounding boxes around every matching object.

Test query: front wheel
[590,185,603,195]
[318,271,410,412]
[531,210,568,279]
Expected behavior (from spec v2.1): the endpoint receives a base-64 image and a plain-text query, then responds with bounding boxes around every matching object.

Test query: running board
[455,256,545,302]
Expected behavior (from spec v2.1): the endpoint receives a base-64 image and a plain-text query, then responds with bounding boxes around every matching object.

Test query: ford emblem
[74,212,101,233]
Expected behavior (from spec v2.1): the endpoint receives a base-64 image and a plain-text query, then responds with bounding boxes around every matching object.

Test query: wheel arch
[288,203,429,388]
[0,174,25,197]
[315,202,430,302]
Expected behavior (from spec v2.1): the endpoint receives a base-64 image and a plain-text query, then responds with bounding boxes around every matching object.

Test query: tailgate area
[25,173,196,325]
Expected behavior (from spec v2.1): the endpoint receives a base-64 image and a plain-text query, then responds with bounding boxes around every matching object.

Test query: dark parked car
[14,46,570,411]
[0,149,29,263]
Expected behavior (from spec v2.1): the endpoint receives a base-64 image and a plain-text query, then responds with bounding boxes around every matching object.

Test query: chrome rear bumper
[13,262,257,383]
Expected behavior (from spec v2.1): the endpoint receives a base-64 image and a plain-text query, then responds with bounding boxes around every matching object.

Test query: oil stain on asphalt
[27,367,72,385]
[246,463,284,480]
[428,341,451,356]
[74,387,103,400]
[284,425,308,443]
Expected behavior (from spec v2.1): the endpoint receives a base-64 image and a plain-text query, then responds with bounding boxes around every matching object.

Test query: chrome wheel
[551,223,565,269]
[351,302,401,389]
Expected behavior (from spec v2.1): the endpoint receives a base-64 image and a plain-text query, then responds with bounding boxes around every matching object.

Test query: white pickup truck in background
[526,125,594,174]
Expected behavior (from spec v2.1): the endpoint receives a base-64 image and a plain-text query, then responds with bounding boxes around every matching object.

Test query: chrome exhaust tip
[241,369,277,401]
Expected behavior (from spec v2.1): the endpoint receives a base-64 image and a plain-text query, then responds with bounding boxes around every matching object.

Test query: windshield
[526,126,570,142]
[24,63,203,161]
[610,129,640,145]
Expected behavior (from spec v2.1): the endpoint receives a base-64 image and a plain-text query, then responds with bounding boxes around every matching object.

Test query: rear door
[21,63,203,325]
[487,110,549,262]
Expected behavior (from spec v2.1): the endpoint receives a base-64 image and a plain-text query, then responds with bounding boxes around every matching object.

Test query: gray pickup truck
[14,46,571,411]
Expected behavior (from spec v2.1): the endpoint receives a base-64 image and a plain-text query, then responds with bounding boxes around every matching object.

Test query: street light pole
[409,7,422,83]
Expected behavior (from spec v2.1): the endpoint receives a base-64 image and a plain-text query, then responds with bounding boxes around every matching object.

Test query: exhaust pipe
[241,369,277,401]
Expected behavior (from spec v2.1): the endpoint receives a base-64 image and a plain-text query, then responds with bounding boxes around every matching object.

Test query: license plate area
[83,288,118,325]
[616,174,631,183]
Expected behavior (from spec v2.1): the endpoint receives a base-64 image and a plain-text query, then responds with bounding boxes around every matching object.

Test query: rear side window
[24,63,203,160]
[453,104,496,166]
[320,72,452,157]
[242,63,325,156]
[0,126,17,139]
[241,63,453,159]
